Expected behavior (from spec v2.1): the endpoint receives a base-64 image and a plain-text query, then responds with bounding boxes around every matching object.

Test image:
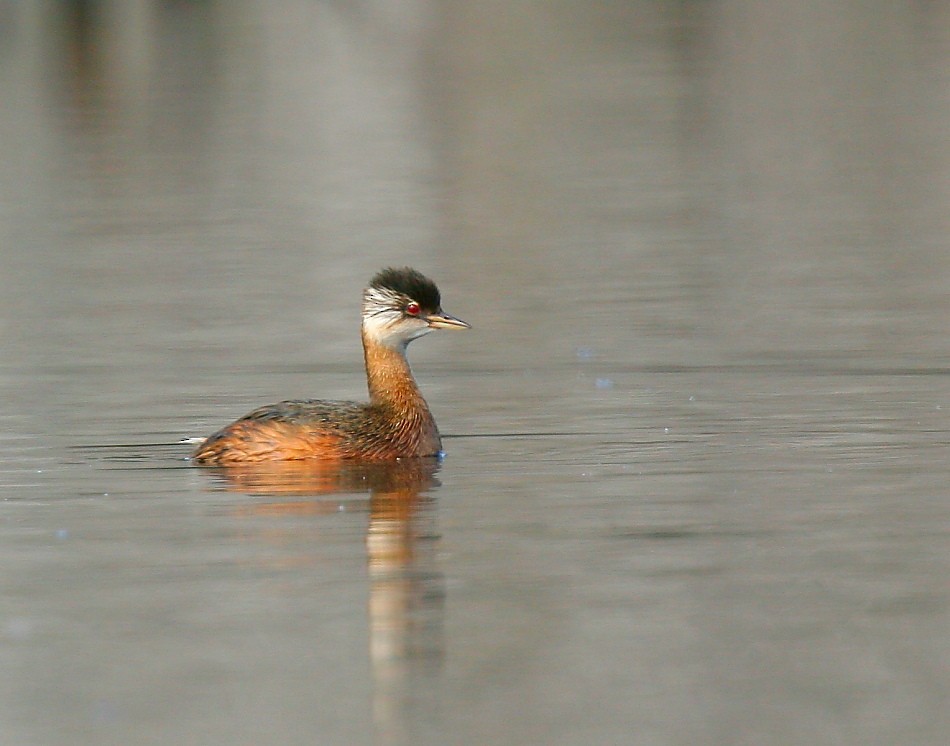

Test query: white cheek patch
[362,286,435,348]
[362,310,433,349]
[362,311,400,345]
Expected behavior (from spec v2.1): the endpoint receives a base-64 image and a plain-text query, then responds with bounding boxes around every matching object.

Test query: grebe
[193,267,469,464]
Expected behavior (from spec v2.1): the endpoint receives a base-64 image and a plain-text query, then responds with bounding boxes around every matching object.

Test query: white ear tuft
[362,311,433,349]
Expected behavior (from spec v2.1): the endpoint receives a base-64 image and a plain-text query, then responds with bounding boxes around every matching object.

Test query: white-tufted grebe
[193,267,469,464]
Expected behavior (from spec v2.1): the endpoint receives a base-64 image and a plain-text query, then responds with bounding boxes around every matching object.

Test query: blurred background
[1,2,948,745]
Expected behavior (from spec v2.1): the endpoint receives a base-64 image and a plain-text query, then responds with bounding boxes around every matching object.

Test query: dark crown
[369,267,441,311]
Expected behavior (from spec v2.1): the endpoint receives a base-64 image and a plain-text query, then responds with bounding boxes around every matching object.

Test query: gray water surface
[2,3,949,745]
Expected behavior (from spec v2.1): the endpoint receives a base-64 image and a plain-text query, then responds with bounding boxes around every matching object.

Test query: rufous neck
[362,332,428,411]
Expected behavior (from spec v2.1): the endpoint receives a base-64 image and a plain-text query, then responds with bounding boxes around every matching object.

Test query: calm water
[2,2,949,745]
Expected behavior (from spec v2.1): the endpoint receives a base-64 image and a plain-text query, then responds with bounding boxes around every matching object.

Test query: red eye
[405,302,421,316]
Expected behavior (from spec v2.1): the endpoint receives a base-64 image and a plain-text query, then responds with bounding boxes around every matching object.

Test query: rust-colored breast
[192,398,442,465]
[192,418,349,464]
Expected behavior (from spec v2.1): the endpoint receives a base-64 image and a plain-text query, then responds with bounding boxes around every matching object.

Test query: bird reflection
[200,457,445,745]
